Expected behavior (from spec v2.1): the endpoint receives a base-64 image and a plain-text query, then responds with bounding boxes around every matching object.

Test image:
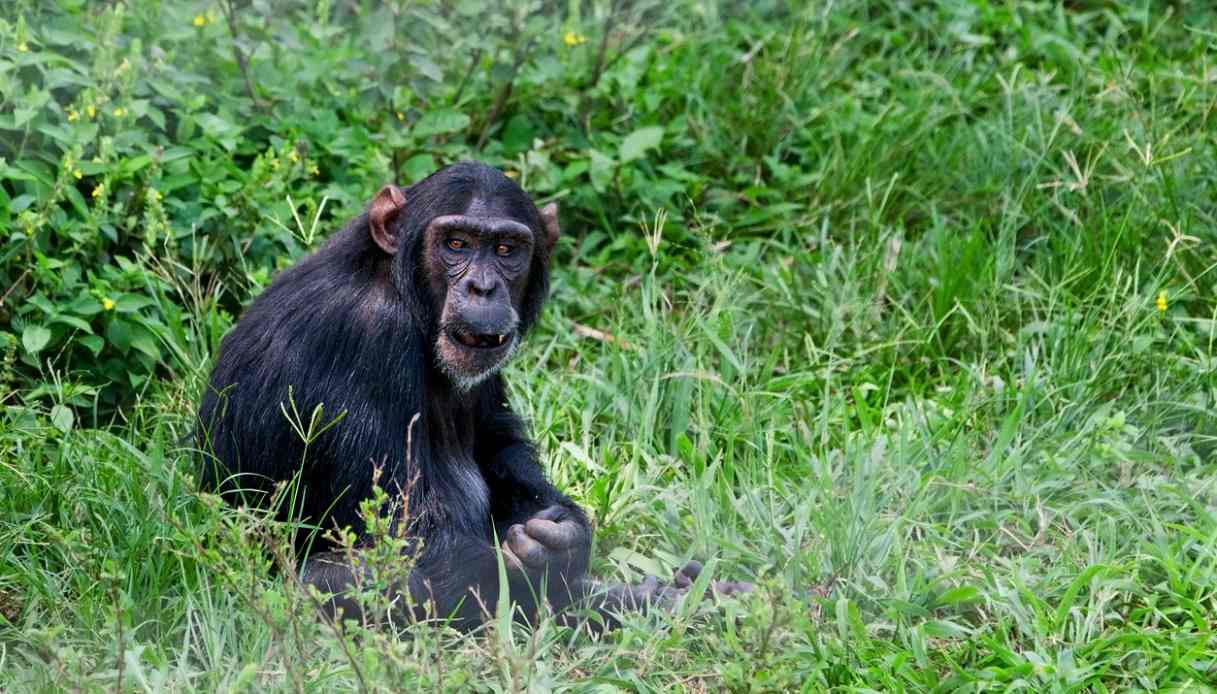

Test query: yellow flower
[67,108,79,122]
[113,107,126,117]
[1156,291,1168,313]
[92,184,104,199]
[396,111,405,121]
[193,14,207,27]
[102,298,115,311]
[563,31,587,47]
[16,42,28,52]
[73,169,82,180]
[86,105,96,119]
[310,165,320,176]
[289,150,299,162]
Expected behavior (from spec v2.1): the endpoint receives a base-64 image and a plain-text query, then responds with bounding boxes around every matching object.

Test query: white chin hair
[440,339,518,391]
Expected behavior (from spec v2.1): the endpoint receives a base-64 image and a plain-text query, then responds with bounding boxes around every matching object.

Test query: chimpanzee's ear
[369,184,407,255]
[539,202,560,253]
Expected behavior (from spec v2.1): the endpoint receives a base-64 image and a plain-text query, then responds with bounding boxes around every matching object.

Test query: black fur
[196,161,592,628]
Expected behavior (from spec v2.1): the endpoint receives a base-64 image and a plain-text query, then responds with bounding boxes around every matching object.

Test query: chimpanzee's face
[365,168,560,392]
[424,199,536,389]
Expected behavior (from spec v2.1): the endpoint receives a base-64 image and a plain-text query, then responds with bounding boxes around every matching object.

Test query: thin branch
[588,0,626,89]
[597,26,653,79]
[597,5,661,80]
[453,47,484,104]
[218,0,260,107]
[476,40,534,150]
[276,546,371,694]
[0,269,30,309]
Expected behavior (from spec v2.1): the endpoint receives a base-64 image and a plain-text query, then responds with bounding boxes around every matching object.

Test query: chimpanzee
[196,161,749,631]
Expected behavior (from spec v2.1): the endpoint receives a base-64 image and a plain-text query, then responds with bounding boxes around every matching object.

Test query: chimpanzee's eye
[495,244,513,257]
[446,238,466,251]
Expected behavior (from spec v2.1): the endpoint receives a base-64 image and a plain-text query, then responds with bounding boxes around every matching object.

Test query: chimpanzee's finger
[506,523,548,568]
[532,505,567,522]
[711,579,755,596]
[525,518,578,549]
[638,575,661,597]
[673,560,703,589]
[499,540,524,572]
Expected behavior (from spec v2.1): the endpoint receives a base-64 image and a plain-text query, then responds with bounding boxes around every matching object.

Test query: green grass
[3,1,1217,691]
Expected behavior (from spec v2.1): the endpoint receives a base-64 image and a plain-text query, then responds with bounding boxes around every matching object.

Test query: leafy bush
[0,0,699,416]
[5,1,1214,423]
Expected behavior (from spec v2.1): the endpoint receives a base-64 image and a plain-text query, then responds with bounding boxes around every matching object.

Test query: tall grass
[2,1,1216,691]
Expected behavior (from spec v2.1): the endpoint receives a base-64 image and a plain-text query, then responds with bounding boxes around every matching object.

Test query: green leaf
[1052,564,1109,631]
[50,314,93,333]
[106,320,132,352]
[50,405,74,434]
[22,324,52,354]
[79,335,104,357]
[12,107,38,129]
[67,296,103,316]
[194,113,242,151]
[115,294,155,313]
[501,114,535,154]
[128,324,161,360]
[619,126,664,163]
[158,146,194,164]
[10,194,36,212]
[410,55,443,82]
[935,585,980,607]
[588,149,614,192]
[195,113,242,140]
[121,155,154,176]
[36,123,76,146]
[144,105,166,130]
[62,184,89,218]
[130,334,160,360]
[403,154,437,183]
[412,109,470,138]
[923,619,972,638]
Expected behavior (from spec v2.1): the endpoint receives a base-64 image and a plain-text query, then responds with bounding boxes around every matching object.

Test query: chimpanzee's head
[367,162,559,390]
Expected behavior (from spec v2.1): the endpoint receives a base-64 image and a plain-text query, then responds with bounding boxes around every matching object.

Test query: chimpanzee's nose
[466,271,497,298]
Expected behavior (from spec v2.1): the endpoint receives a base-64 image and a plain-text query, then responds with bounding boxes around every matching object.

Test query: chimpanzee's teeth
[455,332,509,348]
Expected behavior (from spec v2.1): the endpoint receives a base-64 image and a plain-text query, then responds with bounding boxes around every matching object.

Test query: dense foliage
[2,1,1215,691]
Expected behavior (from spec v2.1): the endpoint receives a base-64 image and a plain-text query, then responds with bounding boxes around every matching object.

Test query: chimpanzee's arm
[474,381,591,555]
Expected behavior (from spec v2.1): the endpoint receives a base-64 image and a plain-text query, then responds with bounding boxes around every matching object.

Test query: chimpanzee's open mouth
[449,327,513,350]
